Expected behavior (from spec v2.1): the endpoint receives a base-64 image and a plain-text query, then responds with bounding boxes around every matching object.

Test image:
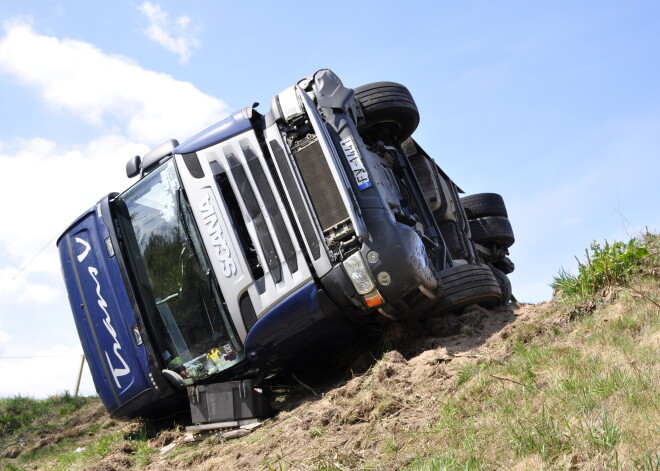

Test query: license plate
[340,137,372,191]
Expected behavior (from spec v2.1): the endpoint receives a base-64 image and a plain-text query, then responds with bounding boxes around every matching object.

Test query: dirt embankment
[10,287,657,471]
[5,234,658,470]
[89,301,547,470]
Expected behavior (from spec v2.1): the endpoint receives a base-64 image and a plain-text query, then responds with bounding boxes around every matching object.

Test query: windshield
[115,160,244,384]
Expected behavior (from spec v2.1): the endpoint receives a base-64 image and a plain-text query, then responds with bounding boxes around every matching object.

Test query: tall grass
[552,235,651,300]
[0,392,87,439]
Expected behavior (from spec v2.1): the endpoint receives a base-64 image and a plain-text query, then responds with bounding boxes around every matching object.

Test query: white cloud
[0,267,60,306]
[0,317,11,347]
[0,21,228,145]
[0,134,142,399]
[138,2,200,65]
[0,136,146,268]
[0,20,233,275]
[0,21,234,399]
[0,344,96,398]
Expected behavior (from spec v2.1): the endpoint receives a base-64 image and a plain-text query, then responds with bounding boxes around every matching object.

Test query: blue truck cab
[58,70,516,420]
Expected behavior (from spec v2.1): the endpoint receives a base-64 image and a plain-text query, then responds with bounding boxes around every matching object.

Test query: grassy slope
[1,235,658,471]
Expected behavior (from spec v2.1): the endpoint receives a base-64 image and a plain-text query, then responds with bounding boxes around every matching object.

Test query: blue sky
[0,1,658,398]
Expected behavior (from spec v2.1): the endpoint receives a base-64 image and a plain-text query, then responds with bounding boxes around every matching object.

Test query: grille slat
[244,146,298,274]
[226,153,282,285]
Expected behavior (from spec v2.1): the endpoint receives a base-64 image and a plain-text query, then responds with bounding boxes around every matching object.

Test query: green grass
[0,393,96,470]
[552,234,652,301]
[408,235,659,470]
[0,393,169,471]
[404,452,484,470]
[413,324,657,468]
[0,392,87,440]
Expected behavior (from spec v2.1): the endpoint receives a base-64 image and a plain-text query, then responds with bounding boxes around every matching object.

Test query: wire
[11,233,60,280]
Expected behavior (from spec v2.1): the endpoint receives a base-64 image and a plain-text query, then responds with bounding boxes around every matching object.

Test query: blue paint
[58,202,152,414]
[244,281,335,369]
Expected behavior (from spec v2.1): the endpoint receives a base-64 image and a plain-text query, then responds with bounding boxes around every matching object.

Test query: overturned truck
[58,69,515,423]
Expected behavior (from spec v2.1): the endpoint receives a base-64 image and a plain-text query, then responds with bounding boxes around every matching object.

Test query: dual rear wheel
[461,192,516,305]
[354,82,515,315]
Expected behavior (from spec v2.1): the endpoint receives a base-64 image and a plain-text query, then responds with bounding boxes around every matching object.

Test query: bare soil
[3,300,563,470]
[115,301,551,470]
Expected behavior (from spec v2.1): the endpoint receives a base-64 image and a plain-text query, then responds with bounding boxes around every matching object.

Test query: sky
[0,1,658,399]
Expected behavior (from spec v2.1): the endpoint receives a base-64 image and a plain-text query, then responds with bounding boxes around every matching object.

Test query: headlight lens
[343,252,375,295]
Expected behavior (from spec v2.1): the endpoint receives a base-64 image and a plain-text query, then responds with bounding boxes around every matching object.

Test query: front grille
[292,136,349,233]
[269,140,320,260]
[227,153,282,284]
[244,146,297,274]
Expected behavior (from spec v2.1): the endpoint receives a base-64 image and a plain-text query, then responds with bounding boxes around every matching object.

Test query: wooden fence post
[74,354,86,397]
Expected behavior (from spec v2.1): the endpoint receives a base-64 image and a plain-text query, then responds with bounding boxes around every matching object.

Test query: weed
[553,236,650,300]
[632,451,660,471]
[585,407,619,452]
[54,392,86,417]
[557,377,598,413]
[501,342,550,389]
[316,461,342,471]
[592,368,630,398]
[385,438,400,453]
[310,426,324,439]
[375,397,398,417]
[133,442,157,467]
[456,363,479,385]
[433,400,466,433]
[263,452,288,471]
[403,452,483,470]
[509,406,573,461]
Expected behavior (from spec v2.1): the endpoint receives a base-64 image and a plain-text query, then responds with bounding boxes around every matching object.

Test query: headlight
[342,252,375,295]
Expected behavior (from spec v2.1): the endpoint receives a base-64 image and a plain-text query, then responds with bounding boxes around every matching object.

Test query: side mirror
[141,139,179,175]
[126,155,141,178]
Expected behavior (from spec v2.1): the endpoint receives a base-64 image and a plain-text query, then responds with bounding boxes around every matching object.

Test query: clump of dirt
[1,445,21,459]
[148,429,179,449]
[83,442,134,471]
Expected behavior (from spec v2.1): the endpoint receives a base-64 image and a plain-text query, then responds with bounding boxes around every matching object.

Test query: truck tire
[354,81,420,142]
[491,266,512,304]
[437,219,470,260]
[431,264,502,315]
[460,193,508,219]
[469,216,515,248]
[493,255,515,275]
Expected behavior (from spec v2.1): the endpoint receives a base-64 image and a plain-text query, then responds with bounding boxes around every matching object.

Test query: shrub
[552,236,650,300]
